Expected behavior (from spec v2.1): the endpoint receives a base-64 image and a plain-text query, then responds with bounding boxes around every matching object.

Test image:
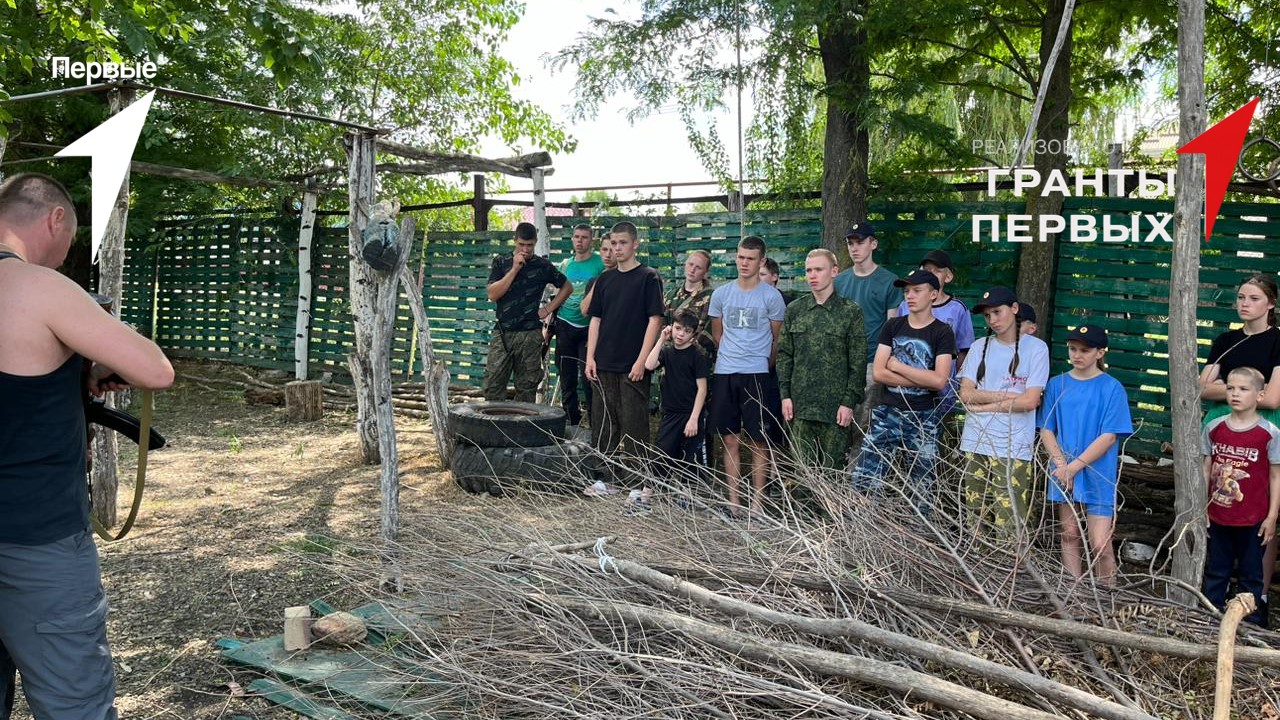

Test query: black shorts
[710,372,780,441]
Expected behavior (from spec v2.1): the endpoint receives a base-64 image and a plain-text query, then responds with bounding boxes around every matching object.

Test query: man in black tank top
[0,173,174,720]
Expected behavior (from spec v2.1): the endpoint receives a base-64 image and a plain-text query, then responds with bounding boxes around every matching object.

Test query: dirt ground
[7,362,479,719]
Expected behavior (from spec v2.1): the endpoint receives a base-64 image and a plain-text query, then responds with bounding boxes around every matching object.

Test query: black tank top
[0,254,90,544]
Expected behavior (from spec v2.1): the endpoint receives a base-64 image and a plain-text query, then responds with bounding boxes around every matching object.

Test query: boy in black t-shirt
[851,269,957,516]
[586,222,665,487]
[642,310,710,509]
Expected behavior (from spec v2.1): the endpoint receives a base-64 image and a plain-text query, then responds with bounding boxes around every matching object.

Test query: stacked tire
[447,401,598,496]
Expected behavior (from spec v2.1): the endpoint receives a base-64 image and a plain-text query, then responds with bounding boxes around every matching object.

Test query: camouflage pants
[789,419,851,473]
[481,327,544,403]
[961,452,1033,536]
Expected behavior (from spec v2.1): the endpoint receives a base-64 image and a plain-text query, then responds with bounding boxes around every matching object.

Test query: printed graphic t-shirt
[708,281,787,374]
[1202,415,1280,526]
[558,253,605,327]
[877,316,957,412]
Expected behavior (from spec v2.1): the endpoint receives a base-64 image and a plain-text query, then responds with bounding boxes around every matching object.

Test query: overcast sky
[481,1,741,202]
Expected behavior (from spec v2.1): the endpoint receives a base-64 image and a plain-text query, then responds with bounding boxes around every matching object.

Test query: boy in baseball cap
[851,268,957,516]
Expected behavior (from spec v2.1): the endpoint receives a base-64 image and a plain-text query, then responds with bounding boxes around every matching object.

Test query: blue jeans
[852,404,943,516]
[1204,521,1268,627]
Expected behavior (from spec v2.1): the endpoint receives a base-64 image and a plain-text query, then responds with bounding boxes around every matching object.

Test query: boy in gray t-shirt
[708,237,787,520]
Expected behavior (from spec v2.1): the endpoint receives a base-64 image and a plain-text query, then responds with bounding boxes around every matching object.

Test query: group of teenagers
[483,220,1279,626]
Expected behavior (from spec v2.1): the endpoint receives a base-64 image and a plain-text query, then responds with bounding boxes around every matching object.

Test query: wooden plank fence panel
[123,197,1280,453]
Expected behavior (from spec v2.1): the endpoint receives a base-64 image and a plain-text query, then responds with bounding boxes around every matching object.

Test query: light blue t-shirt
[1037,372,1134,510]
[708,281,787,374]
[834,266,899,362]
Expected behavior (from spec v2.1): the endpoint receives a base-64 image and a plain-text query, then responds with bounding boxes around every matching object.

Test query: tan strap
[92,389,152,542]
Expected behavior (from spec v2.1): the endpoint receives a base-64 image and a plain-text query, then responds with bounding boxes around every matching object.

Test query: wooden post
[1212,593,1256,720]
[371,211,413,591]
[473,173,488,231]
[345,130,381,463]
[284,606,313,651]
[285,380,324,421]
[91,86,136,530]
[398,263,455,468]
[532,167,550,257]
[1169,0,1207,603]
[294,186,318,380]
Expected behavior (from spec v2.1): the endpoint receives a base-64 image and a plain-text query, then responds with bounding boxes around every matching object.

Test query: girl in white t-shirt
[958,287,1050,535]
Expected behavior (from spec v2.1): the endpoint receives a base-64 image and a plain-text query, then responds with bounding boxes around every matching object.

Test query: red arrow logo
[1177,97,1258,243]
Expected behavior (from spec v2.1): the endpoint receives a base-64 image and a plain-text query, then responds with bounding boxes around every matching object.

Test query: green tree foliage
[0,0,572,231]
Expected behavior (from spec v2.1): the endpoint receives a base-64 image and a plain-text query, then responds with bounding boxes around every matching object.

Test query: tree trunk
[374,214,413,590]
[1015,0,1073,340]
[1170,0,1207,602]
[91,86,136,529]
[294,187,318,380]
[398,264,455,468]
[345,130,380,463]
[817,20,870,258]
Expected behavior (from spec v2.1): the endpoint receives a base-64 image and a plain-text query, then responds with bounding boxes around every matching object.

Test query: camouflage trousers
[961,451,1033,536]
[788,419,851,473]
[481,327,544,403]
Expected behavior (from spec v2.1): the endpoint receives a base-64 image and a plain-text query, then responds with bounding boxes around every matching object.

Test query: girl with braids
[1039,324,1133,585]
[958,287,1050,535]
[1200,273,1280,621]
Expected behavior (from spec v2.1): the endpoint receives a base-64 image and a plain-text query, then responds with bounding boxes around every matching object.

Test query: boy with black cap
[895,249,974,414]
[1017,303,1039,336]
[851,268,957,515]
[834,221,900,438]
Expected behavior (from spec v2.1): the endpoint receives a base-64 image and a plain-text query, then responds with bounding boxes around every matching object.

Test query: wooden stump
[285,380,324,421]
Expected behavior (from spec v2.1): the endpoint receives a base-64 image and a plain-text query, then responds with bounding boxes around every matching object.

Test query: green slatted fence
[124,198,1280,454]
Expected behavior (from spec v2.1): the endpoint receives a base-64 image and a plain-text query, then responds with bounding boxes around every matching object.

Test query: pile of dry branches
[297,446,1280,720]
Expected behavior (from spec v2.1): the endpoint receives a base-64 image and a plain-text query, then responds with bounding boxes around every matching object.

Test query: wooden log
[560,553,1158,720]
[368,210,413,591]
[284,606,312,652]
[1213,593,1256,720]
[541,593,1063,720]
[284,380,324,420]
[245,387,286,407]
[398,263,455,467]
[650,564,1280,668]
[345,130,380,463]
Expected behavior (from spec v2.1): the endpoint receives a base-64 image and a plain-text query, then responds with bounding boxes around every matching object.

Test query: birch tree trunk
[345,130,381,463]
[91,86,136,528]
[1169,0,1207,601]
[294,187,318,380]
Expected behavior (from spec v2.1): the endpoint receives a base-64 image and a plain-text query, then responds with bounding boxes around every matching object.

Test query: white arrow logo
[55,90,156,263]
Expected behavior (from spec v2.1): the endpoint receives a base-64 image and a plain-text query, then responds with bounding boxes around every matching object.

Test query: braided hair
[975,309,1022,385]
